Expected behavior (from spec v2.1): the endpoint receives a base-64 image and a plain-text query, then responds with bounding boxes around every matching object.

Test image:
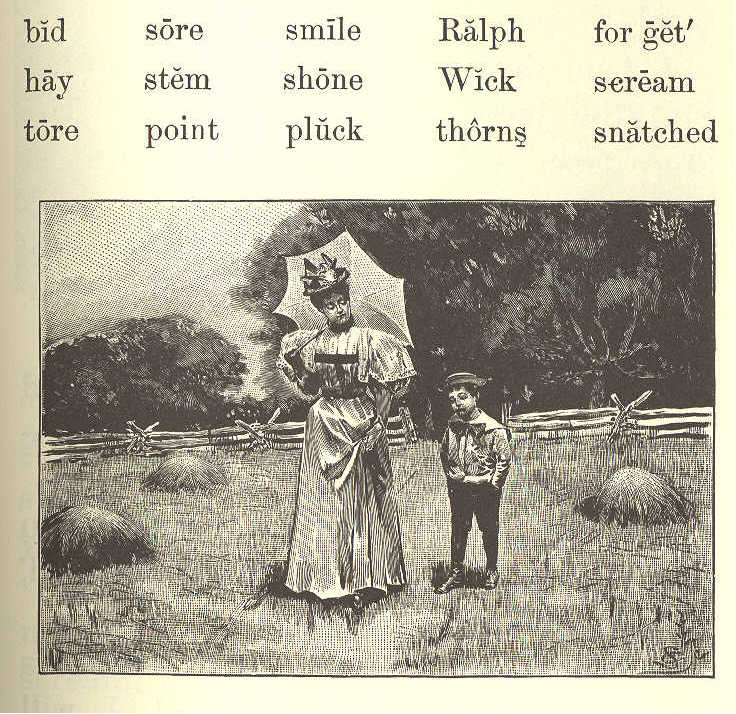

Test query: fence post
[608,390,653,442]
[399,405,417,443]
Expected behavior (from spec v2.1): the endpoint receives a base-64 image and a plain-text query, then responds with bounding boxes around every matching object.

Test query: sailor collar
[448,411,505,435]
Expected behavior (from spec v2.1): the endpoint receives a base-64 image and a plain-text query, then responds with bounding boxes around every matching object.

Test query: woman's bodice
[279,325,416,399]
[311,326,364,397]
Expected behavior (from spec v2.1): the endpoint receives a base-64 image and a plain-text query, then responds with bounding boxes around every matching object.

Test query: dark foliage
[300,202,714,424]
[43,316,245,433]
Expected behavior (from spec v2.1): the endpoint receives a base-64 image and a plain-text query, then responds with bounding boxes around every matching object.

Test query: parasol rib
[273,231,412,347]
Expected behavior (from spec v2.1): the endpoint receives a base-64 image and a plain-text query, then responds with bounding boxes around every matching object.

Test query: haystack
[41,505,155,576]
[577,466,693,527]
[141,451,228,492]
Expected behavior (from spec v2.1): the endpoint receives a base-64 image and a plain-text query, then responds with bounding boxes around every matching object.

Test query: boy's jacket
[440,410,512,487]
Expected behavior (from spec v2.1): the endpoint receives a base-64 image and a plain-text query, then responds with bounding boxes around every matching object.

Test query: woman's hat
[301,253,350,296]
[443,372,489,391]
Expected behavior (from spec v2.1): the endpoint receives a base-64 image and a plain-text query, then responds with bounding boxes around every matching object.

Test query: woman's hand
[362,420,385,452]
[283,348,307,378]
[279,351,319,394]
[369,381,393,427]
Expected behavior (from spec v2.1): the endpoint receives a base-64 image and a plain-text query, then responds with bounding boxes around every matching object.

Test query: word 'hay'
[41,505,155,576]
[141,452,229,492]
[577,466,694,527]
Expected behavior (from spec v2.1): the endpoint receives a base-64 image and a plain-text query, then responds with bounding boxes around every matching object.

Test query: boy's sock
[450,529,469,571]
[482,530,498,572]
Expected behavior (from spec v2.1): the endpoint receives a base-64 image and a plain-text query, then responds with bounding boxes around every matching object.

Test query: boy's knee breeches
[448,480,501,534]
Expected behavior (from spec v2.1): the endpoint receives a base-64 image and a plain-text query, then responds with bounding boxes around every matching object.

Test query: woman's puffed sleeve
[361,330,416,391]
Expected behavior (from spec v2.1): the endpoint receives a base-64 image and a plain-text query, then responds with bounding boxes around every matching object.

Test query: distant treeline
[43,316,244,433]
[43,202,714,436]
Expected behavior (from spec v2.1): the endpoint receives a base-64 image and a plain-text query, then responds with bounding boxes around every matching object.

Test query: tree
[301,201,713,416]
[642,204,714,404]
[505,203,714,408]
[42,316,245,433]
[486,205,667,407]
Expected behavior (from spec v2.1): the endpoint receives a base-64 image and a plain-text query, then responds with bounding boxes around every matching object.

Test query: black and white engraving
[39,200,714,676]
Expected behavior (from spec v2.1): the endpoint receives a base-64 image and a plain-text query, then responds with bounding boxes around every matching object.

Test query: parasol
[273,231,413,346]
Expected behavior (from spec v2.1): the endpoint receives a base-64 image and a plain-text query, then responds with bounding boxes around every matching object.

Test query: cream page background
[2,0,734,711]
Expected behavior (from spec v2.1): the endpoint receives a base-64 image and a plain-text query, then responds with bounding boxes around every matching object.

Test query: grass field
[39,434,713,676]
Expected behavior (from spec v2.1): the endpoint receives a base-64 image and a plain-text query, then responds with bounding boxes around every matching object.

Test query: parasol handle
[288,326,326,356]
[283,327,326,381]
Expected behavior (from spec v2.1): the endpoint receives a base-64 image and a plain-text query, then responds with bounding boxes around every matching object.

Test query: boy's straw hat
[443,372,489,391]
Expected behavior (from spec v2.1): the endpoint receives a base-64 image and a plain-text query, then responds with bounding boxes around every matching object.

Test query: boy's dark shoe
[435,568,464,594]
[480,569,500,590]
[350,592,365,611]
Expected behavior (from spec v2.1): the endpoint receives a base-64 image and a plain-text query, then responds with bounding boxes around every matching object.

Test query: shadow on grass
[430,561,492,589]
[262,560,406,633]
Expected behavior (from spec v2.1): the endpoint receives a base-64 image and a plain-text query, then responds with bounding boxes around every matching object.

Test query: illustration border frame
[37,198,717,679]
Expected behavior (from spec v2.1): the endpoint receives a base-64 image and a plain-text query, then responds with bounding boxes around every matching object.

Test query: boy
[435,372,512,593]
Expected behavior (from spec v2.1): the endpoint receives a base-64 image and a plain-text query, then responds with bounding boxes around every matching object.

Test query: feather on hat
[300,253,350,296]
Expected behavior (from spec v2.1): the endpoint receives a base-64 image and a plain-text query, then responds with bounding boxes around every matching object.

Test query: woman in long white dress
[278,256,415,607]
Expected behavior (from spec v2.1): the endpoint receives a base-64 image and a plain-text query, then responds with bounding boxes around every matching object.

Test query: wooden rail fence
[41,407,713,462]
[41,416,409,462]
[507,406,713,440]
